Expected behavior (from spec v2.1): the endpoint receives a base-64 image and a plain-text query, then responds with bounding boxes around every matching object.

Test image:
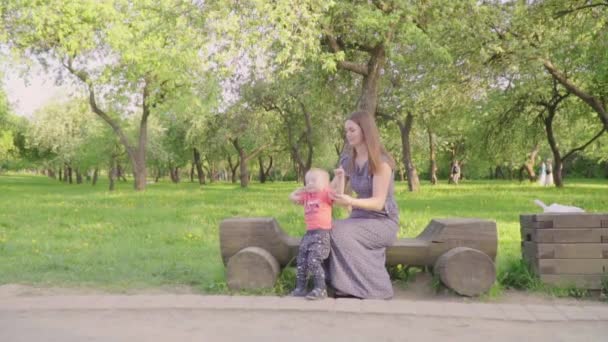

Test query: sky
[2,61,75,119]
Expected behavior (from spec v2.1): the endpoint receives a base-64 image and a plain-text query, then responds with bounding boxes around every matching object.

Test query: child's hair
[305,168,330,185]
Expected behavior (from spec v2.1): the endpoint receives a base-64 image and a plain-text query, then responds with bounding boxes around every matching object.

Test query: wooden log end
[226,246,280,290]
[435,247,496,297]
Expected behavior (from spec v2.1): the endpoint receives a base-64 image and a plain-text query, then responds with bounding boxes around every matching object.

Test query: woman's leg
[328,218,398,299]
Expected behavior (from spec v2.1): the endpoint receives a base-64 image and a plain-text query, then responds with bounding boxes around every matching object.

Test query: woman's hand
[330,192,354,208]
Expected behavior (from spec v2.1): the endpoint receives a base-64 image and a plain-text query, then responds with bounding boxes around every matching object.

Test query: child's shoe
[290,287,308,297]
[305,288,327,300]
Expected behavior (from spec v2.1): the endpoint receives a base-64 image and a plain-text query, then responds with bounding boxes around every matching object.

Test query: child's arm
[289,187,306,204]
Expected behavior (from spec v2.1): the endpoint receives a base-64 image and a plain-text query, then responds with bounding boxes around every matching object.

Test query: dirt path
[1,283,607,341]
[2,306,607,342]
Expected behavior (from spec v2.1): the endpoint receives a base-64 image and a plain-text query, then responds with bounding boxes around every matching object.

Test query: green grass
[1,174,607,295]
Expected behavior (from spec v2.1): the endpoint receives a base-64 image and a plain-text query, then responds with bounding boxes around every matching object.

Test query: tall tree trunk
[543,107,564,187]
[92,168,99,186]
[326,36,388,115]
[116,162,128,182]
[231,138,268,188]
[265,156,273,181]
[358,45,386,114]
[193,148,205,185]
[58,168,63,182]
[109,156,116,191]
[155,167,161,183]
[190,163,194,182]
[67,165,73,184]
[227,156,239,184]
[75,169,83,184]
[170,166,180,183]
[428,128,438,185]
[494,166,504,179]
[275,99,314,184]
[399,113,420,192]
[257,156,273,184]
[66,62,149,191]
[258,156,267,184]
[538,83,570,188]
[237,149,249,188]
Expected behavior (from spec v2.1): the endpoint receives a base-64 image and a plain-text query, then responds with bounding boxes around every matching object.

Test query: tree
[0,89,16,171]
[28,99,113,184]
[247,64,344,183]
[2,0,206,190]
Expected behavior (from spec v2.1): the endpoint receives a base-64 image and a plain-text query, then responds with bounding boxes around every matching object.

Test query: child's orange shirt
[295,188,334,230]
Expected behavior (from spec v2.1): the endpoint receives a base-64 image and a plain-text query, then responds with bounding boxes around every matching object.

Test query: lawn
[1,174,607,293]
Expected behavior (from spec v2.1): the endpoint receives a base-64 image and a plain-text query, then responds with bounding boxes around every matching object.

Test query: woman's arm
[330,167,345,195]
[330,162,391,211]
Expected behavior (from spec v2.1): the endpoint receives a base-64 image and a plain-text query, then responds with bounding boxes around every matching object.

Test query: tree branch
[372,0,394,14]
[543,59,608,129]
[62,58,136,155]
[554,1,608,18]
[562,128,606,161]
[326,35,368,76]
[376,110,398,123]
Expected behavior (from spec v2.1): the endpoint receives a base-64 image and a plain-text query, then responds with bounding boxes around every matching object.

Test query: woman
[329,111,400,299]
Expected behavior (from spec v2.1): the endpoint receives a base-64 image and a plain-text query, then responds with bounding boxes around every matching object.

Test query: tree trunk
[358,46,386,114]
[190,163,194,182]
[539,88,570,188]
[428,128,438,185]
[227,156,239,184]
[494,166,504,179]
[47,169,56,179]
[544,115,564,188]
[155,167,161,183]
[238,150,249,188]
[116,162,128,182]
[66,63,153,191]
[92,168,99,186]
[193,148,205,185]
[170,166,180,183]
[58,168,63,182]
[231,138,268,188]
[258,156,267,184]
[109,156,116,191]
[265,156,273,182]
[75,169,83,184]
[399,113,420,192]
[67,166,73,184]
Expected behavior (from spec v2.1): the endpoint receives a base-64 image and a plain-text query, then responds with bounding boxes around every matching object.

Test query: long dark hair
[347,111,395,174]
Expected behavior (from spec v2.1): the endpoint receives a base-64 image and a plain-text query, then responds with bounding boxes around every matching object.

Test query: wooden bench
[220,217,497,296]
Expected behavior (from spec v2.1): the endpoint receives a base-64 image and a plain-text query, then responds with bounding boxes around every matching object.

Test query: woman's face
[345,120,363,147]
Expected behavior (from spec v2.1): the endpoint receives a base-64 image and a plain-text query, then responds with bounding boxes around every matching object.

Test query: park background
[0,0,607,298]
